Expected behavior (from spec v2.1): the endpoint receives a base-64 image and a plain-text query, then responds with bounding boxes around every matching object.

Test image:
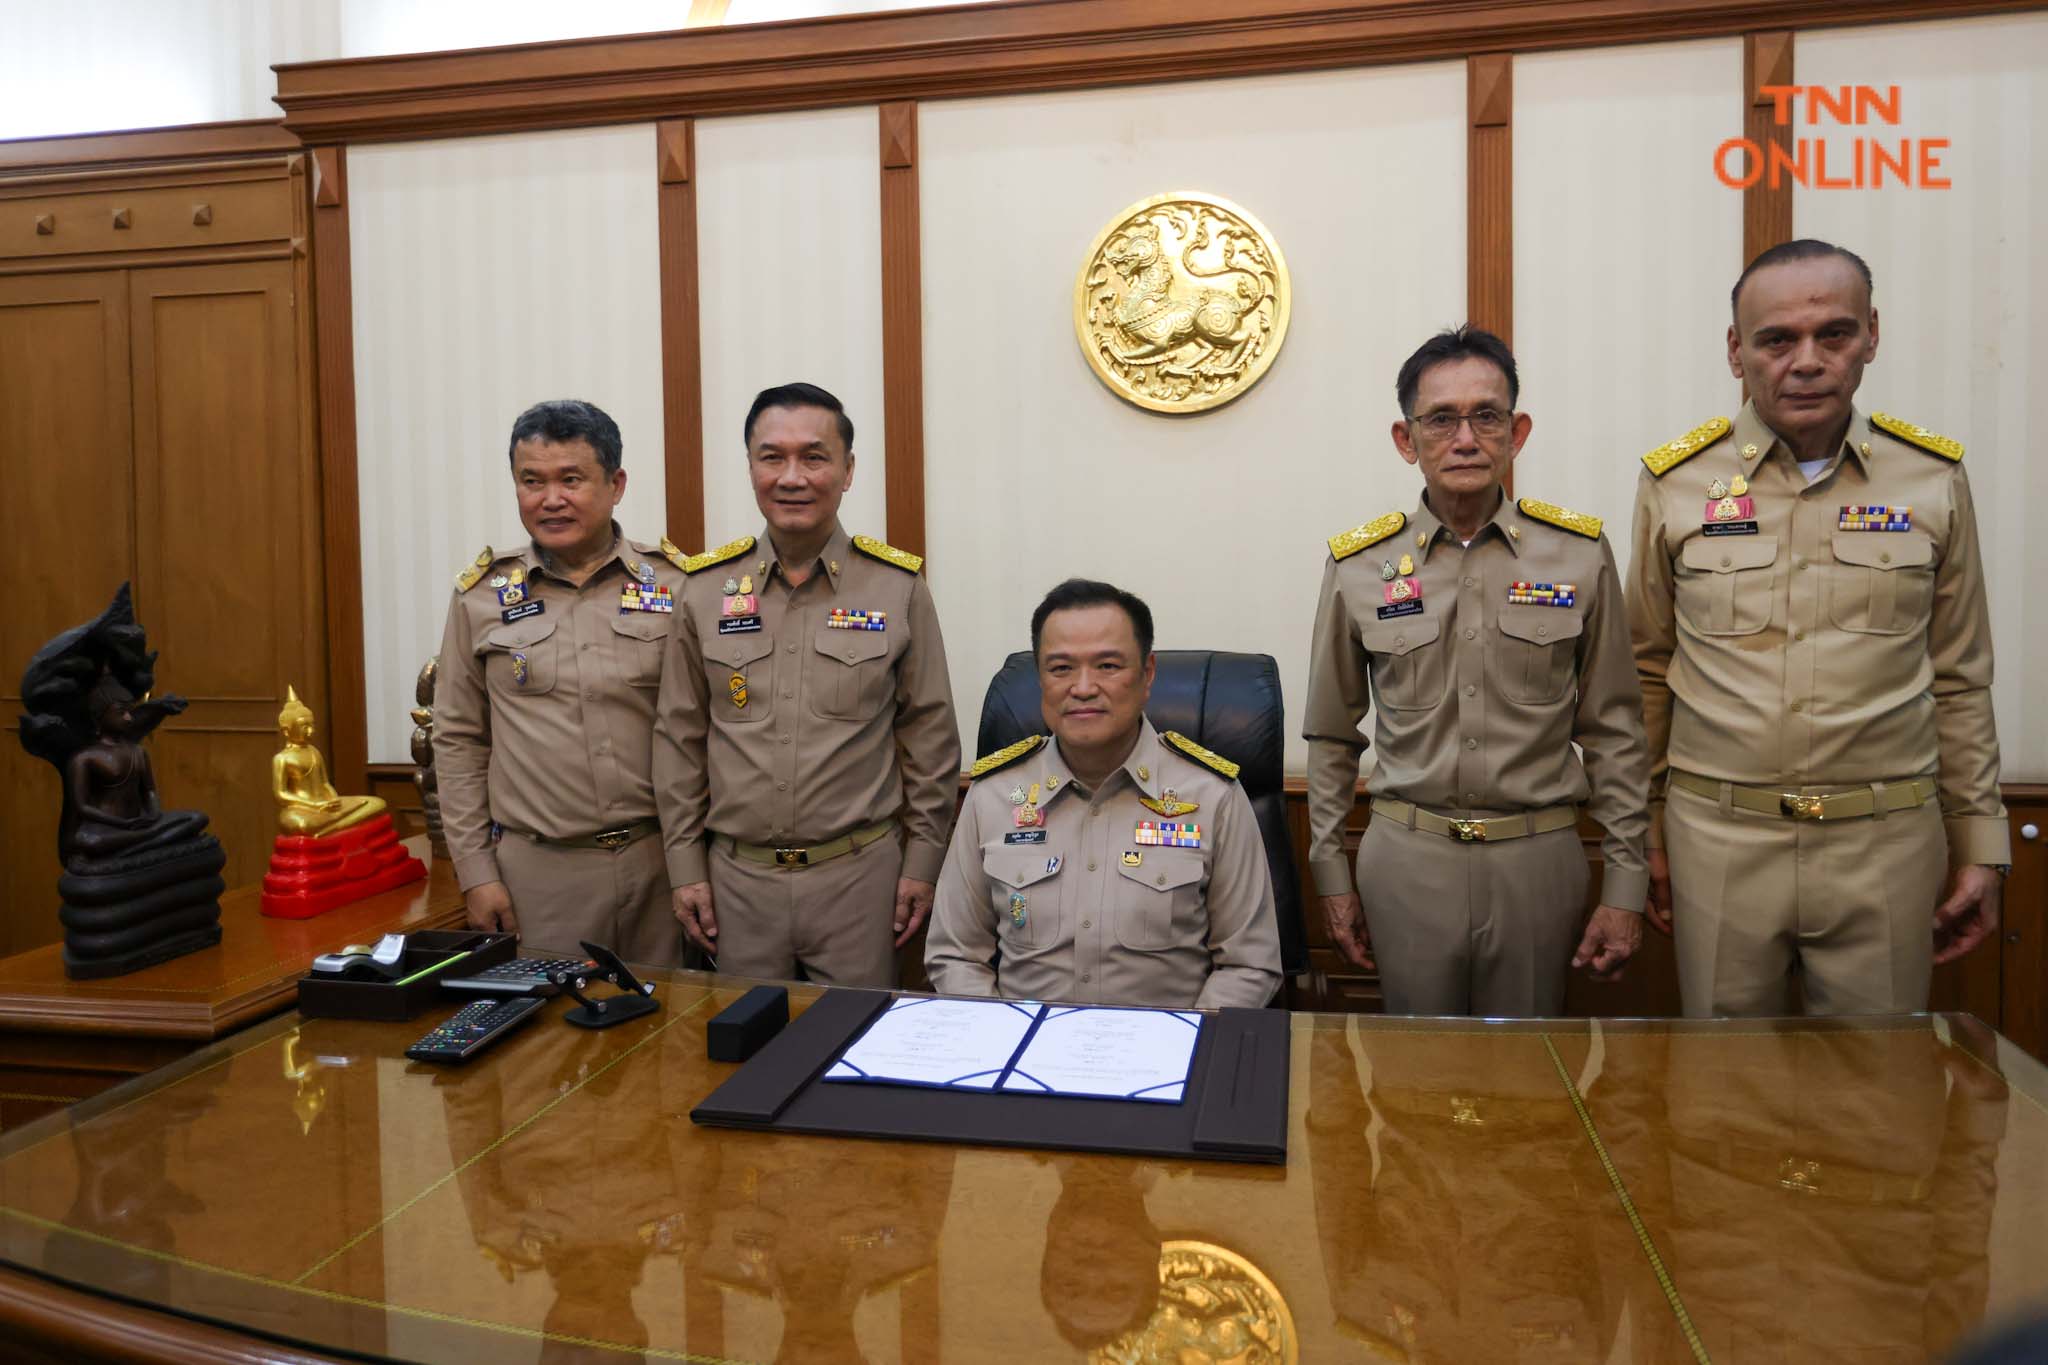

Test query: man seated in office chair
[925,579,1282,1008]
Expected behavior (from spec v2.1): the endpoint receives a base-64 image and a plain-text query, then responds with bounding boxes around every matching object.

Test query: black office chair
[975,650,1307,979]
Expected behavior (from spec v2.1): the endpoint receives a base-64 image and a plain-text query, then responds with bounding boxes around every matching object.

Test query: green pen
[393,950,472,988]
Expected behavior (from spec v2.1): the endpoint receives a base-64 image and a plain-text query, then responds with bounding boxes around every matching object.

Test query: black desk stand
[549,941,660,1029]
[691,990,1290,1165]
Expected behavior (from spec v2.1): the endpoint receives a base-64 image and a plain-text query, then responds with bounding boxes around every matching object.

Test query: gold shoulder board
[969,735,1046,780]
[1517,498,1602,540]
[453,546,494,593]
[1327,512,1406,562]
[1871,412,1964,462]
[682,536,755,575]
[853,534,924,574]
[659,536,690,572]
[1163,730,1240,781]
[1641,417,1732,477]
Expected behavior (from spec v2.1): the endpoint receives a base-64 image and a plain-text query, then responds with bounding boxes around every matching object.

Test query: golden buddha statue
[272,687,385,836]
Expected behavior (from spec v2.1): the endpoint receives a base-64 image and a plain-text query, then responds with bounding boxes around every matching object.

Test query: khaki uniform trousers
[494,830,682,968]
[1356,816,1590,1017]
[1665,780,1944,1018]
[707,831,901,988]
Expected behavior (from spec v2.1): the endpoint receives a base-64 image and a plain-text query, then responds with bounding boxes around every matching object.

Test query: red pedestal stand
[260,812,427,919]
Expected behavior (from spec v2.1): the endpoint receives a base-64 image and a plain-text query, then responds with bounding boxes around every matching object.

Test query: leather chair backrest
[974,649,1306,975]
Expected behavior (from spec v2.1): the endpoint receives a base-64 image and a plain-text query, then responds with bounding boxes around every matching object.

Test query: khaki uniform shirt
[925,719,1282,1009]
[654,522,960,886]
[1626,402,2007,864]
[1304,493,1652,911]
[433,529,685,892]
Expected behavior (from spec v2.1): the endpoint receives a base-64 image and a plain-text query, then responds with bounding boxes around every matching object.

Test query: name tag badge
[1004,830,1048,845]
[501,600,545,623]
[1700,521,1760,537]
[717,615,763,634]
[1376,600,1425,620]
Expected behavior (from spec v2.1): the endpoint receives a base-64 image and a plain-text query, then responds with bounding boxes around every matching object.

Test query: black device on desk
[549,941,660,1029]
[405,995,548,1064]
[441,955,596,997]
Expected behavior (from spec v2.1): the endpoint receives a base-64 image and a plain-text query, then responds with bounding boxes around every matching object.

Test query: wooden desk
[0,838,463,1128]
[0,978,2041,1363]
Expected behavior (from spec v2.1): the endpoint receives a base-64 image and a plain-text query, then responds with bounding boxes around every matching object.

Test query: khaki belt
[1669,771,1936,822]
[723,818,895,869]
[503,817,658,851]
[1370,799,1578,844]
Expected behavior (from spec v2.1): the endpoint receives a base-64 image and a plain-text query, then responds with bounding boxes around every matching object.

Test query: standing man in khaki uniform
[1305,327,1651,1016]
[1629,240,2007,1017]
[655,383,959,987]
[433,399,687,964]
[926,579,1281,1008]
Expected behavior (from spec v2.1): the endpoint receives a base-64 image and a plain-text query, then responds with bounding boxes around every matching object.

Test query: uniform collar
[1412,488,1520,560]
[1735,399,1873,477]
[756,521,852,586]
[521,522,630,582]
[1039,717,1165,804]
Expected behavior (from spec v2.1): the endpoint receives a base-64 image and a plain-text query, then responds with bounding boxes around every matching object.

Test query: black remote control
[405,996,548,1063]
[441,956,595,996]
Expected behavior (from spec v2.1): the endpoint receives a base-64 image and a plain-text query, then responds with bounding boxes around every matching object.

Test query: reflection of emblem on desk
[1778,1157,1823,1194]
[1075,192,1290,415]
[1450,1096,1484,1127]
[1091,1240,1298,1365]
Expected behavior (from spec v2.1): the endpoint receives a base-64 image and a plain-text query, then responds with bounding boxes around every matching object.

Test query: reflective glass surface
[0,972,2043,1363]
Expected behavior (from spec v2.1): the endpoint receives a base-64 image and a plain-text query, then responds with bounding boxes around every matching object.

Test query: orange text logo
[1715,86,1949,190]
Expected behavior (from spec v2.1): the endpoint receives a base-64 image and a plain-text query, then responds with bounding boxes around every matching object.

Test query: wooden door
[128,260,322,894]
[0,273,134,956]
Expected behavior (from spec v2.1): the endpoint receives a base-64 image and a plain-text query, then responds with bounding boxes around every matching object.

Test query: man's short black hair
[1394,325,1519,418]
[744,382,855,450]
[507,399,623,475]
[1731,239,1874,320]
[1031,578,1155,660]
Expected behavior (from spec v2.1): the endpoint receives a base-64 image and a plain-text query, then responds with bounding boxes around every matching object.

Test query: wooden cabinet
[0,157,321,958]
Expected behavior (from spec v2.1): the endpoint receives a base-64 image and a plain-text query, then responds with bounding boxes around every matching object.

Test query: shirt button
[1394,637,1406,649]
[1463,629,1476,641]
[844,651,857,662]
[584,689,596,700]
[779,734,791,745]
[786,643,797,653]
[1794,555,1808,570]
[1087,859,1097,871]
[1463,684,1476,697]
[1465,792,1478,803]
[776,781,788,791]
[1080,973,1091,984]
[1721,555,1732,568]
[1795,630,1806,642]
[1790,700,1805,713]
[782,688,794,698]
[1081,919,1092,929]
[1155,874,1167,886]
[1464,737,1478,750]
[1880,552,1892,564]
[1462,576,1476,588]
[1535,625,1547,637]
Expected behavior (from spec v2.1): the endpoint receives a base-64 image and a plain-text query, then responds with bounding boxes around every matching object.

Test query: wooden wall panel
[129,259,317,892]
[878,101,925,559]
[1742,31,1795,266]
[310,147,368,795]
[0,274,134,956]
[656,119,704,552]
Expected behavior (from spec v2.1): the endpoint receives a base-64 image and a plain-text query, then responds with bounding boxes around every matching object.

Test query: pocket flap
[1497,606,1585,646]
[1831,532,1933,570]
[1113,849,1203,893]
[814,629,891,666]
[480,617,557,652]
[610,613,671,642]
[1358,615,1442,657]
[704,632,775,668]
[1681,535,1779,573]
[982,847,1062,891]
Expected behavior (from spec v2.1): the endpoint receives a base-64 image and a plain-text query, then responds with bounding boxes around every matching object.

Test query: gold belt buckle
[594,826,635,850]
[1779,793,1826,820]
[1450,819,1487,842]
[774,847,808,867]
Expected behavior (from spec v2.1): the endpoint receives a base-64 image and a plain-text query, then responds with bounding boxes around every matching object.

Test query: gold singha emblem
[1092,1240,1299,1365]
[1076,192,1291,414]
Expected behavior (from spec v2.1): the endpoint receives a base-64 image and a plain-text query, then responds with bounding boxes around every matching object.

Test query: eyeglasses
[1410,407,1512,440]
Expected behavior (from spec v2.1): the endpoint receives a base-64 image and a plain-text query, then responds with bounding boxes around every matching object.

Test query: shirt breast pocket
[703,633,774,724]
[1495,606,1584,704]
[1828,532,1935,635]
[479,618,558,698]
[810,629,895,721]
[983,847,1064,951]
[609,612,669,689]
[1677,535,1779,636]
[1111,849,1205,952]
[1358,616,1445,711]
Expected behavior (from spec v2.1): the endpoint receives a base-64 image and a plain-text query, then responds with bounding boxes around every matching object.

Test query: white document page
[822,997,1041,1090]
[998,1005,1203,1103]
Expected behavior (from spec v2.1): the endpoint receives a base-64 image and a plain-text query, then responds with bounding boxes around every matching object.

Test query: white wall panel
[1514,39,1746,583]
[694,108,887,545]
[921,66,1464,773]
[1796,14,2048,782]
[351,125,666,764]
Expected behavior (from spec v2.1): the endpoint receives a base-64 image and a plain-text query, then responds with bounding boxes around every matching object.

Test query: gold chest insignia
[1075,192,1291,415]
[1139,794,1200,819]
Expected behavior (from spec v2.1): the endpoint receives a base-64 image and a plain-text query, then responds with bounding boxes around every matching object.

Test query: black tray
[296,931,517,1021]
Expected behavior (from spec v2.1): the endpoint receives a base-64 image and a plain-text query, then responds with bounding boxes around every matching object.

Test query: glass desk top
[1,970,2043,1363]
